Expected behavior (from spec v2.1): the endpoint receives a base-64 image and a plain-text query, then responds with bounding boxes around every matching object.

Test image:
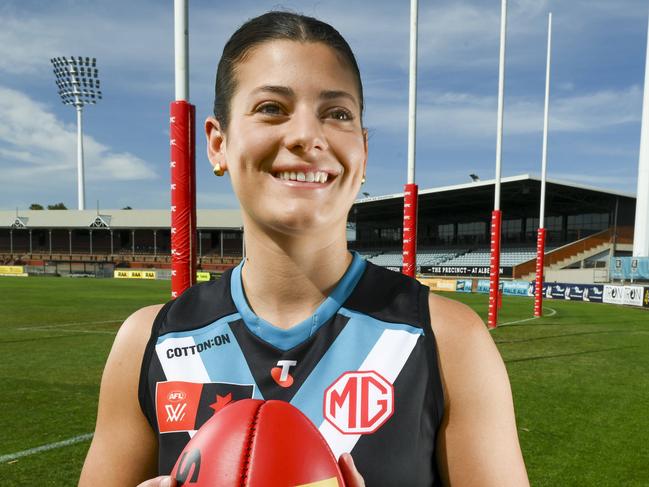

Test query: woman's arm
[79,305,164,487]
[429,294,530,487]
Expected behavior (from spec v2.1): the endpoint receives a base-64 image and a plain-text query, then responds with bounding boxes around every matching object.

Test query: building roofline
[354,173,636,204]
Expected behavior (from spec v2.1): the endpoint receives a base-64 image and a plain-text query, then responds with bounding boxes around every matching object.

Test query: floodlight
[50,56,103,210]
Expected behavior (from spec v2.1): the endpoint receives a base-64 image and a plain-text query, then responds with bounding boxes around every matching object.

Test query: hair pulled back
[214,11,364,130]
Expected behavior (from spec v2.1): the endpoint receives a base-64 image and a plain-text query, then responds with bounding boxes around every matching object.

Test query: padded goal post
[170,100,197,298]
[402,183,418,278]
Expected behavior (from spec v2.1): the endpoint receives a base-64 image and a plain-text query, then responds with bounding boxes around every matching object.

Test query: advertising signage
[420,266,513,278]
[541,283,604,303]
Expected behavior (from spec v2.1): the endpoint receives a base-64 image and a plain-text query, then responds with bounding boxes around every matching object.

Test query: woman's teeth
[275,171,329,183]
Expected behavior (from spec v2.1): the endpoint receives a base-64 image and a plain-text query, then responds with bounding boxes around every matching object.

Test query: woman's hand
[136,476,176,487]
[132,455,363,487]
[339,453,366,487]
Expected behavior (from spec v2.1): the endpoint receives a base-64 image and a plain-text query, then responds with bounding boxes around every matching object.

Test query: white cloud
[365,85,642,139]
[0,85,157,183]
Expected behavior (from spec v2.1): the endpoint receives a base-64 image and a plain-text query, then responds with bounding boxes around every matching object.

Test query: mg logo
[324,371,394,435]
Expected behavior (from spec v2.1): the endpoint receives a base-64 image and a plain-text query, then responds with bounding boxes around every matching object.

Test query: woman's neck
[239,219,352,330]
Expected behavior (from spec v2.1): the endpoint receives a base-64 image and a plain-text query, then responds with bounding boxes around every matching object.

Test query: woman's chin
[260,210,335,237]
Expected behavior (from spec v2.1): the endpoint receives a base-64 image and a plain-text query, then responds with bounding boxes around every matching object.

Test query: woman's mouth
[272,170,331,183]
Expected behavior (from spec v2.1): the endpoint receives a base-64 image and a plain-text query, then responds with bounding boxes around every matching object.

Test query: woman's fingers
[134,459,362,487]
[136,476,176,487]
[338,453,366,487]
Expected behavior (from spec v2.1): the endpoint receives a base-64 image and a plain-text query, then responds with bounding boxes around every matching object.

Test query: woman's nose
[284,107,328,154]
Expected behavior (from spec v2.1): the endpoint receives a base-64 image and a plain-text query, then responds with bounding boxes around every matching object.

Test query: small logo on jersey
[209,392,232,414]
[165,402,187,422]
[167,390,186,402]
[155,381,255,433]
[324,370,394,434]
[271,360,297,388]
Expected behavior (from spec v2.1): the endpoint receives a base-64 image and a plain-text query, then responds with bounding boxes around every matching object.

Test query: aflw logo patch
[324,371,394,434]
[155,381,255,433]
[165,402,188,422]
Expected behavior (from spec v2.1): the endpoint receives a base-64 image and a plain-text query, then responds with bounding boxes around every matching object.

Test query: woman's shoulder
[427,292,486,340]
[113,304,165,354]
[426,292,502,396]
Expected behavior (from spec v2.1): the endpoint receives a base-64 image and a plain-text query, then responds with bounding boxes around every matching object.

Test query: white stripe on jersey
[318,328,421,459]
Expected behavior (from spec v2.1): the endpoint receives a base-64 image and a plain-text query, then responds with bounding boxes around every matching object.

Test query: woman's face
[206,40,367,238]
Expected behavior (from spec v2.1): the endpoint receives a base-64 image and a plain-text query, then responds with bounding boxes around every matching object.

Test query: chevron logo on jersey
[155,380,254,433]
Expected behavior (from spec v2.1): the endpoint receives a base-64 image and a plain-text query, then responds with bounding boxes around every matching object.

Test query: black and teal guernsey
[139,251,445,486]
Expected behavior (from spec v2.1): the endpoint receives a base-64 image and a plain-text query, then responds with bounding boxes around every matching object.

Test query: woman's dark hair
[214,11,364,130]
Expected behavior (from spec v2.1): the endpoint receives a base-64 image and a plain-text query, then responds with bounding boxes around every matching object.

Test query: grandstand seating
[442,247,541,267]
[361,247,544,269]
[360,248,467,267]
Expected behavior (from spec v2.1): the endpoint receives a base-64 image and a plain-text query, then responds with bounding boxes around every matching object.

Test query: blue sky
[0,0,647,210]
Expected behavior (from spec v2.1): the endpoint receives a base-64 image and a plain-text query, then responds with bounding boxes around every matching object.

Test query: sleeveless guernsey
[139,252,445,486]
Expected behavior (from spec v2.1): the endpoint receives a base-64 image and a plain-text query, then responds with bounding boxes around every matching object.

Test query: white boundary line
[0,433,93,463]
[15,319,121,330]
[25,328,117,335]
[495,306,557,327]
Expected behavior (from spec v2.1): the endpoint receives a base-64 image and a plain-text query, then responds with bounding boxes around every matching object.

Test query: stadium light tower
[51,56,103,210]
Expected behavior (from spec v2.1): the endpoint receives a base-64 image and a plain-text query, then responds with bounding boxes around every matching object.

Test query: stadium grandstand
[0,209,244,276]
[348,174,637,283]
[0,174,638,283]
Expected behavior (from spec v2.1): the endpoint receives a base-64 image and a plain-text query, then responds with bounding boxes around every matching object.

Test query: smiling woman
[206,38,366,236]
[78,11,529,487]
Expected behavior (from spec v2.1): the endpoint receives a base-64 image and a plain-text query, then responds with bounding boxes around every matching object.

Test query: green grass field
[0,276,647,486]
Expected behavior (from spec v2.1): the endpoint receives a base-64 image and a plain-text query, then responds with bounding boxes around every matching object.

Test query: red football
[171,399,345,486]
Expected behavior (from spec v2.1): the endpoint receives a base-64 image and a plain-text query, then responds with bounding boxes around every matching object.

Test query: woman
[79,11,529,487]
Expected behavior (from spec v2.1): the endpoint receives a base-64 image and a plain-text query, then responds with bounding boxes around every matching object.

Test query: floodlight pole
[51,56,101,210]
[170,0,197,298]
[76,107,85,210]
[534,13,553,317]
[488,0,508,329]
[402,0,419,278]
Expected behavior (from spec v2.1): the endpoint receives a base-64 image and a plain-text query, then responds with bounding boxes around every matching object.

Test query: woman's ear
[205,116,228,172]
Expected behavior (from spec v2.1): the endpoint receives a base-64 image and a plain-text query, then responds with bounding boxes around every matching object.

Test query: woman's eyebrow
[319,90,357,106]
[250,86,357,105]
[251,85,294,97]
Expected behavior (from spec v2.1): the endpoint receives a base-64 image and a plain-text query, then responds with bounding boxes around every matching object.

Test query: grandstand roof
[0,209,243,229]
[350,173,637,232]
[355,174,635,204]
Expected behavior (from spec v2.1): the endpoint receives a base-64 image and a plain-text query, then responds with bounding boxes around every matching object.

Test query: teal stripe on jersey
[157,315,263,399]
[230,251,367,351]
[290,309,422,427]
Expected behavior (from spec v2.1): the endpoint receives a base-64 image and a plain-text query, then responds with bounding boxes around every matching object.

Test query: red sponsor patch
[156,381,256,433]
[156,381,202,433]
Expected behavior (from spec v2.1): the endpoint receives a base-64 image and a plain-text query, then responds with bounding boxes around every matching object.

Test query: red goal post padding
[170,101,197,299]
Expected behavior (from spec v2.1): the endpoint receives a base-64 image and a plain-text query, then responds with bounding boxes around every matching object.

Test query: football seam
[240,401,263,487]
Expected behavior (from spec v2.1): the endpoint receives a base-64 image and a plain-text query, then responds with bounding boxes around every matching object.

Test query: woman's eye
[256,103,283,115]
[328,109,353,121]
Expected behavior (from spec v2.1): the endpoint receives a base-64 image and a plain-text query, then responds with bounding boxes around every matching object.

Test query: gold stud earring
[213,163,225,177]
[361,175,366,185]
